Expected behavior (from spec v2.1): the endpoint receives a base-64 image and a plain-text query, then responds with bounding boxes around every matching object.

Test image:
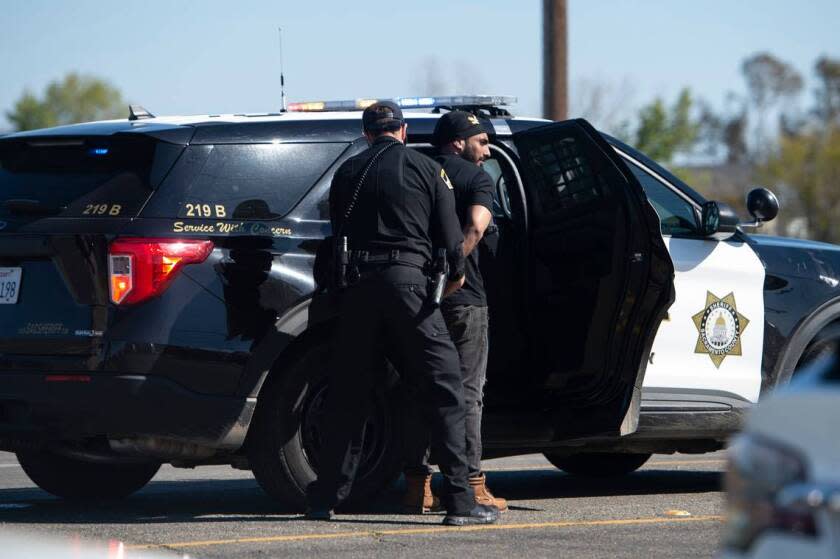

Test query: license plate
[0,267,22,304]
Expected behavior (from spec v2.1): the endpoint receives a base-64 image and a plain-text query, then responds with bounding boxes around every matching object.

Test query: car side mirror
[701,201,739,241]
[745,187,780,225]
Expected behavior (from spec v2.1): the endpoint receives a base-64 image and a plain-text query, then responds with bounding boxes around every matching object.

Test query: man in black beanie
[402,111,507,513]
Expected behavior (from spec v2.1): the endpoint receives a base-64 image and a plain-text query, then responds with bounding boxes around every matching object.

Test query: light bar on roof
[286,95,517,112]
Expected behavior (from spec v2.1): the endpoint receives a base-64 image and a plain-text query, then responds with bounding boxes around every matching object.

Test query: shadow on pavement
[481,468,722,502]
[0,468,721,526]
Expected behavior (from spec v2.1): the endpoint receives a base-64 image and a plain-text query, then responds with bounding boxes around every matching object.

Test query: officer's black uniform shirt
[329,136,465,280]
[434,153,495,307]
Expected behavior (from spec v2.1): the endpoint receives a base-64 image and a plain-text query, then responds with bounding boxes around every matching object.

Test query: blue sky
[1,0,838,131]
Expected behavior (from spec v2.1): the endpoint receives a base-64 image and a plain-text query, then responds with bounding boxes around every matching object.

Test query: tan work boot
[470,473,508,512]
[402,473,442,513]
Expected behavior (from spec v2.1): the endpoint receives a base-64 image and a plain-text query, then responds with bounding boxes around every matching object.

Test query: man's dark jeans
[404,304,489,478]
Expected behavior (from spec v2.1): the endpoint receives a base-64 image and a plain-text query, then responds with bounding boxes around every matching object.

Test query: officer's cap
[432,110,486,147]
[362,101,404,133]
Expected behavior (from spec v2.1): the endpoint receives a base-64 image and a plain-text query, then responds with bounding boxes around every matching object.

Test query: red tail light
[108,238,213,305]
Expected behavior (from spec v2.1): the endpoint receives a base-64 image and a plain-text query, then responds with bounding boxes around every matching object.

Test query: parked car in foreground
[720,329,840,558]
[1,95,840,506]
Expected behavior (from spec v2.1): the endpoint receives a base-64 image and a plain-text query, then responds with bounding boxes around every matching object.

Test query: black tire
[247,341,403,510]
[544,452,652,477]
[795,322,840,373]
[16,451,160,500]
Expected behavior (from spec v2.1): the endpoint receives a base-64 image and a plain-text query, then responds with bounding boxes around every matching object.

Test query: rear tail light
[108,238,213,305]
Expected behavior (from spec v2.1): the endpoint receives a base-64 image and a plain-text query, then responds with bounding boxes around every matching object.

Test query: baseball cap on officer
[362,101,405,133]
[432,110,485,147]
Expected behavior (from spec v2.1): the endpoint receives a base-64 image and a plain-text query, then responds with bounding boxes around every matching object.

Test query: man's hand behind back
[444,275,466,297]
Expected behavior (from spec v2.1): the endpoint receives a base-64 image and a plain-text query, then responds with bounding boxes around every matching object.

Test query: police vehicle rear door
[512,118,675,439]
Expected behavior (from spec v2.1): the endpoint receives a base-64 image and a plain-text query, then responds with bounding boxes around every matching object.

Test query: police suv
[0,96,837,506]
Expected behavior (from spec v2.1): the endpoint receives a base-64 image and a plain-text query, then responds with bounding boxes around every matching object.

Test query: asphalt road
[0,451,728,558]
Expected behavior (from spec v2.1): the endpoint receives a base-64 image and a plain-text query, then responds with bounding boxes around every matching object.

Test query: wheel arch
[766,294,840,393]
[236,297,337,400]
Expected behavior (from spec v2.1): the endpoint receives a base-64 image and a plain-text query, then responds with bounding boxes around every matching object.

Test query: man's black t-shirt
[435,153,495,307]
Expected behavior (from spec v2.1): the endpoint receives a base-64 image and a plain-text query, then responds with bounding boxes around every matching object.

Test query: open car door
[513,119,675,439]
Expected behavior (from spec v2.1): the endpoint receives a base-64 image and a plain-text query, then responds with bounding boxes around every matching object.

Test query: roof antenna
[128,105,154,121]
[278,27,287,112]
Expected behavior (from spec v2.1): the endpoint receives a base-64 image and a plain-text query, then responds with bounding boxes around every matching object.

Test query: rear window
[0,136,181,219]
[142,143,348,219]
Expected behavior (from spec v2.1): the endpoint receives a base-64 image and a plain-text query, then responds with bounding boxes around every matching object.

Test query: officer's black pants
[307,265,475,514]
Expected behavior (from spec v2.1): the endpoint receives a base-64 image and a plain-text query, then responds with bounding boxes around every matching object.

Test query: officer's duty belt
[351,250,428,269]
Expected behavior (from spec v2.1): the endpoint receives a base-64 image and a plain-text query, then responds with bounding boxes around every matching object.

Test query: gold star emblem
[691,291,750,369]
[441,168,454,190]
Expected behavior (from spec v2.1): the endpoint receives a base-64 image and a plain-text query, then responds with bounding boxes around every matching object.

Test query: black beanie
[432,110,485,146]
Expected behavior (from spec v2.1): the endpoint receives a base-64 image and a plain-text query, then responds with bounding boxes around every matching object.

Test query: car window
[0,136,180,220]
[527,136,604,214]
[143,143,347,219]
[626,161,699,236]
[481,158,511,219]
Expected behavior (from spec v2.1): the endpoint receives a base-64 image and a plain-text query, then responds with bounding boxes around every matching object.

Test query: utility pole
[543,0,568,121]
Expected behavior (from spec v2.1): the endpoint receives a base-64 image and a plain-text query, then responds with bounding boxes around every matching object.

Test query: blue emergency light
[287,95,517,113]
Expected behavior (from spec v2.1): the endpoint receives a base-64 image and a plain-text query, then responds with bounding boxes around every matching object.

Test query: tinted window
[145,143,347,219]
[627,161,699,236]
[0,136,178,219]
[606,135,707,205]
[528,137,603,213]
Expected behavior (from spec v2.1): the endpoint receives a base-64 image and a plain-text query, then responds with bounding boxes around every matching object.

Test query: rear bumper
[0,373,254,451]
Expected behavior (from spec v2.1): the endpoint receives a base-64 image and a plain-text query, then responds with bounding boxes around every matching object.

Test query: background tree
[5,73,124,132]
[759,55,840,243]
[760,125,840,242]
[570,76,636,137]
[623,88,700,164]
[6,91,53,131]
[740,52,803,157]
[814,56,840,124]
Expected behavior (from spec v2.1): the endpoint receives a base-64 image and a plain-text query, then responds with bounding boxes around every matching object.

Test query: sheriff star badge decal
[691,291,750,369]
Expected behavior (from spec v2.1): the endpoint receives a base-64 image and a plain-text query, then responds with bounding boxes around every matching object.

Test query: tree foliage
[741,52,803,111]
[760,125,840,242]
[624,88,700,163]
[620,52,840,243]
[6,73,124,132]
[814,56,840,124]
[753,54,840,242]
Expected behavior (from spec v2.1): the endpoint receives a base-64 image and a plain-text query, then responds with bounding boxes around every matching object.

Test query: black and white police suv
[0,95,837,505]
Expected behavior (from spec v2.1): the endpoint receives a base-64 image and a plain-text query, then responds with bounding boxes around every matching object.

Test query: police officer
[402,111,507,512]
[305,101,500,526]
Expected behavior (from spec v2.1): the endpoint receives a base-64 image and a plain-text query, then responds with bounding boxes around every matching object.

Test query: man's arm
[328,162,350,232]
[462,205,493,256]
[431,167,466,293]
[461,169,495,256]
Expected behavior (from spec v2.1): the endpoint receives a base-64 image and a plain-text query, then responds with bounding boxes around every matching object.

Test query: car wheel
[795,322,840,373]
[16,451,160,500]
[543,452,652,477]
[248,341,403,510]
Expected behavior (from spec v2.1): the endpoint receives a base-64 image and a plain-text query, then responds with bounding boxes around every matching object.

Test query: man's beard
[463,147,483,166]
